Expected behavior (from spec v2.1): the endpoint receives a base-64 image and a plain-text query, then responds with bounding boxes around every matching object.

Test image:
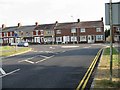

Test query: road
[1,44,107,89]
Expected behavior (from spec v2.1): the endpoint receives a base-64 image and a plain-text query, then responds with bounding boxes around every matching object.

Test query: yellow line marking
[76,48,102,90]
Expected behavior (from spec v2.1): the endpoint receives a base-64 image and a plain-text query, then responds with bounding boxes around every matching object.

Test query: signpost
[105,1,120,81]
[14,31,18,52]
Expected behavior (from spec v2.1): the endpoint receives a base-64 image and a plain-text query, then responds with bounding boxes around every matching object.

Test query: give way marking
[0,68,20,78]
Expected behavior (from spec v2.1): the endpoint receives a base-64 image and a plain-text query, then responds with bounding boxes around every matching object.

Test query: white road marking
[49,47,55,49]
[0,68,6,75]
[83,46,91,48]
[24,60,34,64]
[35,55,55,63]
[40,55,49,58]
[62,51,66,53]
[18,55,40,63]
[61,46,79,48]
[0,69,20,78]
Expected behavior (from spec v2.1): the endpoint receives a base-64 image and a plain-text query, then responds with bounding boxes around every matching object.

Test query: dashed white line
[0,69,20,78]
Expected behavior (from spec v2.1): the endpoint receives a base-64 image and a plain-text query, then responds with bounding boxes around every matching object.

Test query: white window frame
[96,28,101,32]
[96,35,103,41]
[80,28,86,33]
[36,30,38,36]
[10,32,13,37]
[63,36,70,43]
[71,28,76,33]
[71,36,77,42]
[56,37,62,42]
[80,36,87,42]
[56,30,61,34]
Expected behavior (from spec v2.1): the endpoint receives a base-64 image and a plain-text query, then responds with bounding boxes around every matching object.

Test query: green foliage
[104,47,118,55]
[97,79,120,88]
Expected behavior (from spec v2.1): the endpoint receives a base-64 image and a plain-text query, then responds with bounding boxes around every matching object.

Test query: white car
[17,42,29,47]
[10,43,18,46]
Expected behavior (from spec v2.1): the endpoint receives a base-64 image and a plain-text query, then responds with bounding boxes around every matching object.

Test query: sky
[0,0,120,27]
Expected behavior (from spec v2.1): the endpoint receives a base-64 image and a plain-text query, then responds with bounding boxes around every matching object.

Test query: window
[96,35,103,41]
[36,30,38,36]
[96,28,101,32]
[116,27,120,32]
[40,30,44,35]
[71,28,76,33]
[10,32,13,36]
[71,36,77,41]
[4,32,7,37]
[80,36,87,42]
[56,30,61,34]
[80,28,86,33]
[56,37,62,42]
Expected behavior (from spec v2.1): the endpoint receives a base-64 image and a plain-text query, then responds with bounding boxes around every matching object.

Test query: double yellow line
[76,48,103,90]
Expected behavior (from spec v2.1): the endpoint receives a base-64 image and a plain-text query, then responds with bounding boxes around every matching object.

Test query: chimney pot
[35,22,38,26]
[77,19,80,23]
[18,23,21,27]
[101,17,103,21]
[2,24,5,29]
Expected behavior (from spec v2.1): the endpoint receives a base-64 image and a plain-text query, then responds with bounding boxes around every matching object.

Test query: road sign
[14,31,18,37]
[105,2,120,25]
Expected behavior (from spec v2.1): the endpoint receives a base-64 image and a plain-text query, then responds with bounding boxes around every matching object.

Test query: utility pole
[109,0,113,81]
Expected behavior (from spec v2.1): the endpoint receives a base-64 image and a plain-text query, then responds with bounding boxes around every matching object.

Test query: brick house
[1,23,36,45]
[33,23,55,44]
[113,26,120,42]
[54,18,104,44]
[1,18,105,45]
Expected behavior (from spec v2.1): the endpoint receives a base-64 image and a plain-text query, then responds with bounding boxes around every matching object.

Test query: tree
[105,29,110,41]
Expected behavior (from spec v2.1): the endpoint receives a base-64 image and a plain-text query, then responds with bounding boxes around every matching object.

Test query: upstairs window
[71,28,76,33]
[56,30,61,34]
[116,27,120,32]
[10,32,13,36]
[80,28,86,33]
[96,28,101,32]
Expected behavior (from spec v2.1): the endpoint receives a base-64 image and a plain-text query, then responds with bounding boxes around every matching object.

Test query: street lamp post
[109,0,113,81]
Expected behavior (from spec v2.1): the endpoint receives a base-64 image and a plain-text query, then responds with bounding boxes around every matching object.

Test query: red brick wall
[33,31,36,35]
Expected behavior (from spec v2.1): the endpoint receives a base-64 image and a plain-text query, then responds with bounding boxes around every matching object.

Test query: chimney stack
[77,19,80,23]
[18,23,21,27]
[55,21,58,26]
[101,17,103,21]
[2,24,5,29]
[35,22,38,26]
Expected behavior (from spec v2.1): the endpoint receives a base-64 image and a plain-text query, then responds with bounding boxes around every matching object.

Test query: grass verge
[0,46,31,57]
[93,47,120,89]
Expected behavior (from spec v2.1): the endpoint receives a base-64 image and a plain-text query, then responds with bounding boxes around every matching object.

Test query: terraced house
[1,18,105,45]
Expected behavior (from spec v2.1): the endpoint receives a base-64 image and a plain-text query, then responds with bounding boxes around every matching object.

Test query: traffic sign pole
[109,0,113,81]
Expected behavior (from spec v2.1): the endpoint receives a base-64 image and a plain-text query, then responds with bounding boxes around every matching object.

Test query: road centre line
[0,69,20,78]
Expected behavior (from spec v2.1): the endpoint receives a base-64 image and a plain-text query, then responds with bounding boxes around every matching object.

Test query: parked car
[10,43,18,46]
[17,42,29,47]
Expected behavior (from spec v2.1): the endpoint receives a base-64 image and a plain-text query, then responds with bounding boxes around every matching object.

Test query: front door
[88,35,95,43]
